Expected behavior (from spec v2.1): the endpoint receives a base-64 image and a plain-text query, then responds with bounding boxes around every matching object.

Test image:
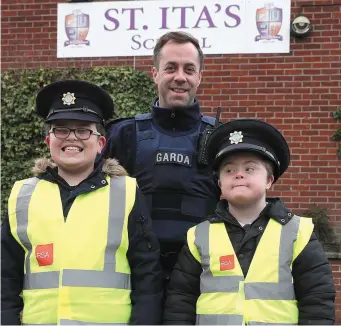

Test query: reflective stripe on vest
[21,321,128,326]
[9,176,134,325]
[189,215,313,325]
[59,320,127,325]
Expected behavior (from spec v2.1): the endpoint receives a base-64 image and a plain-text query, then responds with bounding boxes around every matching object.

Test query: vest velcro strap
[24,271,59,290]
[149,193,217,219]
[201,275,243,293]
[244,282,295,300]
[62,270,130,289]
[60,320,127,325]
[196,314,243,325]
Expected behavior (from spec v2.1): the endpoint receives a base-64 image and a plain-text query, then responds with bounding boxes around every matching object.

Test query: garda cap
[36,80,114,125]
[206,118,290,182]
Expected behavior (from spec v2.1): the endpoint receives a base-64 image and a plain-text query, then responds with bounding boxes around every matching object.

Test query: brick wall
[2,0,341,320]
[332,259,341,324]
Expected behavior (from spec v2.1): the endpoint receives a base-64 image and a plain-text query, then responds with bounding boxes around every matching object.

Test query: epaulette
[208,215,223,223]
[105,117,134,130]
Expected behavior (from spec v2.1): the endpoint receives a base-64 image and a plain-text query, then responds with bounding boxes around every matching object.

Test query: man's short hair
[153,31,204,71]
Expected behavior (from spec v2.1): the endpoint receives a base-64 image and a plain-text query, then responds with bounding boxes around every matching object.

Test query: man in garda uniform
[1,80,163,325]
[163,119,336,325]
[101,31,221,287]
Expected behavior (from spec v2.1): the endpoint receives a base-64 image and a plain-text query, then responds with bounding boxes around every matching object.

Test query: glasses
[49,127,101,140]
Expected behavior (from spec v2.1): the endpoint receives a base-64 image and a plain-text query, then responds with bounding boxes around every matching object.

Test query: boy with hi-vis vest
[163,119,335,325]
[1,80,163,325]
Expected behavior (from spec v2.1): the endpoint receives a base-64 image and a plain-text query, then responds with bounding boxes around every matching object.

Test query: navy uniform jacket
[101,99,221,272]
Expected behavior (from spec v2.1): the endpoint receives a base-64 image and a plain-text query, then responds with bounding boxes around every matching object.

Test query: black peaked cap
[36,80,114,125]
[206,118,290,182]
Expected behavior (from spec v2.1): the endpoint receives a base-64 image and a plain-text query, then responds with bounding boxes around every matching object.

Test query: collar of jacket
[151,97,201,132]
[43,164,107,191]
[32,157,128,190]
[212,198,293,226]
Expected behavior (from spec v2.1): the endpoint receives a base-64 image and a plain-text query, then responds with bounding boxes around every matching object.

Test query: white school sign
[57,0,291,58]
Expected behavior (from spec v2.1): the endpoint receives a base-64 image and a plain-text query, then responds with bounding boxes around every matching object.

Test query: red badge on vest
[220,255,235,271]
[35,244,53,266]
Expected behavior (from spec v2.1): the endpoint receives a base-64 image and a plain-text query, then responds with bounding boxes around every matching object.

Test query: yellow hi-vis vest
[8,175,136,325]
[187,215,314,325]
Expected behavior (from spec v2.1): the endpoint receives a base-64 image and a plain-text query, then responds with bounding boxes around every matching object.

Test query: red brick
[2,9,20,16]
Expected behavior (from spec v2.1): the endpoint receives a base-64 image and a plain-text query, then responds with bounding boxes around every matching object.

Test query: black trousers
[161,252,178,308]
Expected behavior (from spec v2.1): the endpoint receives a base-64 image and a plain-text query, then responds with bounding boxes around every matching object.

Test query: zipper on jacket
[140,215,152,250]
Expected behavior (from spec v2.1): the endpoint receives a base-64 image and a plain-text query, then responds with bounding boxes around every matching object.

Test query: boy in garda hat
[1,80,163,325]
[163,118,335,325]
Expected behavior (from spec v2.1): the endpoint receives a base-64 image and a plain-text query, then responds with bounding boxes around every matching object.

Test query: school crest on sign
[64,10,90,46]
[255,3,283,41]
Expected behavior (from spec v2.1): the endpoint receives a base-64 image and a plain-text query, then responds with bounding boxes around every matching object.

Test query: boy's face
[45,120,106,176]
[218,152,274,207]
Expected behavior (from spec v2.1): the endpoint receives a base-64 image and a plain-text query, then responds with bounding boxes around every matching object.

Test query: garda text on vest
[155,150,192,167]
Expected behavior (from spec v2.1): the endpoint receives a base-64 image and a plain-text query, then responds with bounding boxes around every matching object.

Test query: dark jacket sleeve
[293,232,336,325]
[127,187,163,325]
[163,243,201,325]
[101,118,136,175]
[1,217,24,325]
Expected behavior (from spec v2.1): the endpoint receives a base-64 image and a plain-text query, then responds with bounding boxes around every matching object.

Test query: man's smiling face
[152,40,202,109]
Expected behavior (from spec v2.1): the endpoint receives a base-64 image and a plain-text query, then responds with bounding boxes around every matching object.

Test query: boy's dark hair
[44,123,106,137]
[153,31,204,71]
[96,123,106,137]
[263,160,275,179]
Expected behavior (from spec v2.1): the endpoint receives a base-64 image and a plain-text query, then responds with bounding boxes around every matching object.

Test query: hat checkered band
[229,131,243,144]
[62,92,76,106]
